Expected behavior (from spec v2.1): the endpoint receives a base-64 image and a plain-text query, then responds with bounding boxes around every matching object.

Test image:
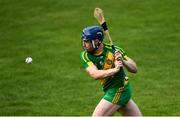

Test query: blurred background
[0,0,179,115]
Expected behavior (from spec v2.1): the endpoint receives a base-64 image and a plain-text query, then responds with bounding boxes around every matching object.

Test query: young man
[80,26,142,116]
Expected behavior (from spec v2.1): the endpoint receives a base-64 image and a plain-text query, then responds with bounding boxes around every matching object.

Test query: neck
[94,43,103,56]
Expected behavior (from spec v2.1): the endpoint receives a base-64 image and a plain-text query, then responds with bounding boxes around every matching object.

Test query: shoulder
[80,51,94,69]
[103,43,125,52]
[103,43,113,50]
[114,45,129,60]
[114,45,126,53]
[80,51,90,62]
[114,45,123,50]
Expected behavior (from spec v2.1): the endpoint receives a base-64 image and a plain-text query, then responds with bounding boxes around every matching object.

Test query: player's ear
[94,39,101,44]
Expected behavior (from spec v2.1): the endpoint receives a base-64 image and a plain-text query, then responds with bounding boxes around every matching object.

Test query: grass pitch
[0,0,179,115]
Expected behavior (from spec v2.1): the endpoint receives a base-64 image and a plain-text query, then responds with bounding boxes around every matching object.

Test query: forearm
[123,58,137,73]
[87,67,118,80]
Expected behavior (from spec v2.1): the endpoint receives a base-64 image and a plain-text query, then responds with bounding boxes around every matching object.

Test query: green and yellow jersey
[80,43,129,91]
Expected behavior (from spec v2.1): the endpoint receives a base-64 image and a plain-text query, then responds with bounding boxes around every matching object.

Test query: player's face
[83,40,95,52]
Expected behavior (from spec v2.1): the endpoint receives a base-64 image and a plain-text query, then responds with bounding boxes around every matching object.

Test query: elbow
[128,67,138,73]
[129,63,138,73]
[93,76,99,80]
[91,75,100,80]
[87,68,101,80]
[126,59,138,73]
[130,69,138,73]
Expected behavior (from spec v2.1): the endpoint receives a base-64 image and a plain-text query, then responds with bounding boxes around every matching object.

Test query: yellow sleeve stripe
[87,61,94,67]
[114,45,120,50]
[104,45,112,49]
[104,43,112,49]
[114,46,124,52]
[123,55,129,60]
[104,43,111,46]
[85,52,90,61]
[81,51,90,63]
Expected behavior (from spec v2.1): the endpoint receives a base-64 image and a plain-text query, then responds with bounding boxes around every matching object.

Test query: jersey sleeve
[114,46,129,60]
[80,51,94,69]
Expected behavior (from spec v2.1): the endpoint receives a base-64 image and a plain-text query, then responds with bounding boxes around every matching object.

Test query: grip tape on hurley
[101,22,108,31]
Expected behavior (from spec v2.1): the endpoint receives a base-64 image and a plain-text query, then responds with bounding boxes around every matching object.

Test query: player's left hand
[114,51,123,61]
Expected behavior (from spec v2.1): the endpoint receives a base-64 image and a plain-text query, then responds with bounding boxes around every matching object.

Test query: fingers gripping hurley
[94,8,114,47]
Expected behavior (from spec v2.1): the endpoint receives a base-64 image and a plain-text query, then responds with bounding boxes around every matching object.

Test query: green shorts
[103,81,132,107]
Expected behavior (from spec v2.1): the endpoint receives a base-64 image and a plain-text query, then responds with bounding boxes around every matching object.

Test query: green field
[0,0,180,115]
